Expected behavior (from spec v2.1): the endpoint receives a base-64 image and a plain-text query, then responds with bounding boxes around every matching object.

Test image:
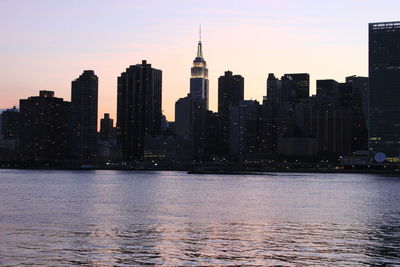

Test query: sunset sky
[1,0,399,123]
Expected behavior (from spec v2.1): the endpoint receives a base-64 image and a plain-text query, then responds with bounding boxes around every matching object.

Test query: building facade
[117,60,162,161]
[71,70,98,160]
[1,107,19,141]
[100,113,114,142]
[190,38,209,109]
[218,71,244,157]
[281,73,310,103]
[19,91,71,161]
[369,21,400,158]
[230,100,263,163]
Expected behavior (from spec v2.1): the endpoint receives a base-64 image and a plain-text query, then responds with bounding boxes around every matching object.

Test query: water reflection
[0,170,400,265]
[2,220,400,265]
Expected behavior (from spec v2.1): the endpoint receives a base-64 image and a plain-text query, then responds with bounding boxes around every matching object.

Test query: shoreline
[1,165,399,175]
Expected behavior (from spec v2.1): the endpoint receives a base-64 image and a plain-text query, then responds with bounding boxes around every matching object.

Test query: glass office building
[369,21,400,158]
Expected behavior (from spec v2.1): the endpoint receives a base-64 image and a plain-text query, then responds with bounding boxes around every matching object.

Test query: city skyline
[1,1,400,122]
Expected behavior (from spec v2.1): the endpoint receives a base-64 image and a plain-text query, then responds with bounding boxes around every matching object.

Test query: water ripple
[1,170,400,265]
[1,221,400,265]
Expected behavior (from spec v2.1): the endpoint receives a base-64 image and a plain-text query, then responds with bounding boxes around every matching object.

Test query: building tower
[71,70,98,161]
[1,106,19,141]
[190,28,209,110]
[19,91,71,161]
[281,73,310,103]
[218,71,244,157]
[369,21,400,158]
[117,60,162,161]
[266,73,281,104]
[100,113,114,142]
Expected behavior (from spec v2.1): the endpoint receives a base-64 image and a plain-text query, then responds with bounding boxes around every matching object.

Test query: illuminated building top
[191,28,208,79]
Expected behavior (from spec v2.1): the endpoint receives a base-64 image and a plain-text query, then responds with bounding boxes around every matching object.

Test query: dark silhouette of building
[117,60,162,161]
[174,32,210,162]
[369,21,400,158]
[174,94,206,162]
[266,73,281,104]
[161,114,168,131]
[218,71,244,157]
[261,97,279,156]
[19,91,71,161]
[346,75,368,127]
[144,134,193,168]
[100,113,114,141]
[71,70,98,160]
[205,111,223,161]
[264,73,314,158]
[190,35,209,110]
[98,113,118,161]
[316,96,352,156]
[278,137,318,156]
[281,73,310,103]
[316,79,339,98]
[1,106,19,141]
[340,78,369,153]
[315,78,368,156]
[0,107,19,159]
[175,95,192,140]
[266,73,309,104]
[230,100,263,163]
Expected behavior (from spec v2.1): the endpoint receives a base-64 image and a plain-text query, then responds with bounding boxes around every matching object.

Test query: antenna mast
[199,24,202,42]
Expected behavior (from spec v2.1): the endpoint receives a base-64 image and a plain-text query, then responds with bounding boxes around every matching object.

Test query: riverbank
[1,161,400,175]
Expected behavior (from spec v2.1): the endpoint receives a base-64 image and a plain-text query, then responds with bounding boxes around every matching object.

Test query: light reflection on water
[0,170,400,265]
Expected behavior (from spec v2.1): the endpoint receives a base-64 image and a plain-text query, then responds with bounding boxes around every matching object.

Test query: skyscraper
[19,91,71,161]
[190,34,209,109]
[117,60,162,161]
[266,73,281,104]
[175,94,206,161]
[218,71,244,156]
[0,107,19,152]
[174,30,209,162]
[230,100,262,163]
[281,73,310,103]
[100,113,114,142]
[369,21,400,158]
[1,106,19,141]
[346,75,369,127]
[266,73,309,104]
[175,95,192,140]
[71,70,98,160]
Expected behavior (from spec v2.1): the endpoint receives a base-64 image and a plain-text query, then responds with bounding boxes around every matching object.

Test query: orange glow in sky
[1,0,399,125]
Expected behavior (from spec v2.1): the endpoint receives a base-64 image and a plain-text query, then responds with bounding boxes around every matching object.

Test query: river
[0,170,399,265]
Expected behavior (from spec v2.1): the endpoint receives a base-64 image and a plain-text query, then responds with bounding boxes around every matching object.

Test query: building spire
[199,24,202,42]
[197,25,203,58]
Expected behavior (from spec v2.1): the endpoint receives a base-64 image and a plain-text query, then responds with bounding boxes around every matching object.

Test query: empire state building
[190,36,209,110]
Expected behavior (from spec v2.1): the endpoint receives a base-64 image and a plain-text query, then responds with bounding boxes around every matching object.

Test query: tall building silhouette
[175,94,206,161]
[19,91,71,161]
[1,106,19,141]
[266,73,281,104]
[0,107,19,153]
[266,73,309,104]
[175,95,192,140]
[190,33,209,109]
[71,70,98,160]
[346,75,369,127]
[117,60,162,161]
[369,21,400,158]
[316,78,368,156]
[230,100,263,163]
[281,73,310,103]
[175,30,209,161]
[100,113,114,141]
[218,71,244,157]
